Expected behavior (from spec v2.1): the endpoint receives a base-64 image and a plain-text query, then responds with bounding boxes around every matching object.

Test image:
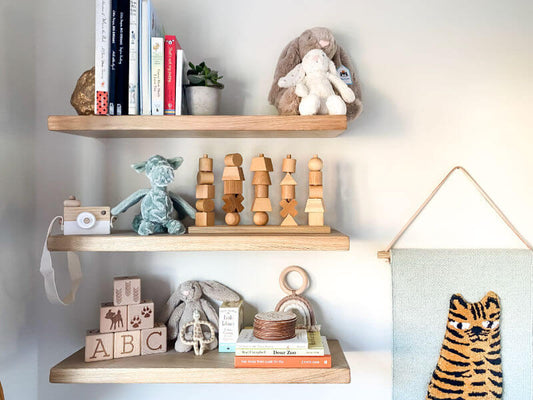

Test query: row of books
[94,0,187,116]
[233,328,332,368]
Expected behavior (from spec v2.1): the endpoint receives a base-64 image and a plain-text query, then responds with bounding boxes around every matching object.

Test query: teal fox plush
[111,155,196,235]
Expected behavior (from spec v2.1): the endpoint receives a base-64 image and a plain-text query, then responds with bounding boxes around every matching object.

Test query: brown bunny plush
[268,27,362,121]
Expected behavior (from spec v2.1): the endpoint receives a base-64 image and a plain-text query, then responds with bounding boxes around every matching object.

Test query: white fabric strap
[40,216,82,305]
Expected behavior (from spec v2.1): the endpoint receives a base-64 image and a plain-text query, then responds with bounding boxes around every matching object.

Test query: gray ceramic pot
[185,86,222,115]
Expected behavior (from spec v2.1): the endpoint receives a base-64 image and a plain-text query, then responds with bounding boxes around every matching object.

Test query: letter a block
[85,329,114,362]
[141,322,167,355]
[113,276,141,306]
[100,302,127,333]
[114,330,141,359]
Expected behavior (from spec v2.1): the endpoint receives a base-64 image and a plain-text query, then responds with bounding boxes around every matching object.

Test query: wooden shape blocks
[85,329,113,362]
[305,154,325,226]
[251,154,273,226]
[280,155,298,226]
[223,153,245,226]
[127,300,155,331]
[100,303,127,333]
[141,322,167,355]
[195,155,215,226]
[113,276,141,306]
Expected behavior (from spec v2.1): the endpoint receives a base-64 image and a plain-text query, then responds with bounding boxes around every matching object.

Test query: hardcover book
[218,300,243,353]
[127,0,139,114]
[108,0,119,115]
[94,0,111,115]
[164,35,177,115]
[235,328,308,349]
[115,0,130,115]
[235,333,324,356]
[151,37,164,115]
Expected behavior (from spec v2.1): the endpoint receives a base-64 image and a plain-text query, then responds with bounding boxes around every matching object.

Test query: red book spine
[164,35,177,115]
[234,355,332,368]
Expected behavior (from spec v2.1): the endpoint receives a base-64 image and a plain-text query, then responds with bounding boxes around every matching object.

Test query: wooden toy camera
[63,196,111,235]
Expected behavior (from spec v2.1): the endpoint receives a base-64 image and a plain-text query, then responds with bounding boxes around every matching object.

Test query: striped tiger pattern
[426,291,502,400]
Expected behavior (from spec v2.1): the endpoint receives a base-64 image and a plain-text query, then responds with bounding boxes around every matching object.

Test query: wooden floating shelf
[188,225,331,234]
[50,339,349,384]
[47,230,350,252]
[47,115,347,138]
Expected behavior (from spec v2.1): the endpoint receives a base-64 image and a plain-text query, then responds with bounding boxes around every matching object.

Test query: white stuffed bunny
[278,49,356,115]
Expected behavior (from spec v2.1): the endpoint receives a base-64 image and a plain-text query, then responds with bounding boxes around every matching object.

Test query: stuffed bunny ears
[199,281,241,302]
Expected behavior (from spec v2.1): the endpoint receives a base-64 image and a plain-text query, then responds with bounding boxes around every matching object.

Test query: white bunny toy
[277,49,356,115]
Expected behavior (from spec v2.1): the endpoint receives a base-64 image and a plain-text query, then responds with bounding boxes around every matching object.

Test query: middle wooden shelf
[47,230,350,252]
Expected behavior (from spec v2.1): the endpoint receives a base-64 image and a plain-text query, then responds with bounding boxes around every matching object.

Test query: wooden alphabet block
[223,180,243,194]
[252,197,272,212]
[100,302,127,333]
[196,199,215,212]
[309,171,323,186]
[222,166,245,181]
[114,330,141,359]
[196,184,215,199]
[141,322,168,355]
[195,211,215,226]
[127,300,154,331]
[250,154,273,172]
[304,198,325,213]
[199,154,213,172]
[254,184,269,198]
[113,276,141,306]
[196,171,215,185]
[252,171,272,186]
[309,185,324,199]
[85,329,113,362]
[308,212,324,226]
[224,153,243,167]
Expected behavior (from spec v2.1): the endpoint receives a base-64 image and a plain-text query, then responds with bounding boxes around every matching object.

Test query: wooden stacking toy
[279,155,298,226]
[222,153,245,226]
[195,154,216,226]
[85,276,167,362]
[250,154,273,226]
[305,155,325,226]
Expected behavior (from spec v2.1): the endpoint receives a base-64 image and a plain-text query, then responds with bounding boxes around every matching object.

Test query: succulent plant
[187,61,224,88]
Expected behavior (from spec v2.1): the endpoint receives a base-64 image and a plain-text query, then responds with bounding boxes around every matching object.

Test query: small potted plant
[185,61,224,115]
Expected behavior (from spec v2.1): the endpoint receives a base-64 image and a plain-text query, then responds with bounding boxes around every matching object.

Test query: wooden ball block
[253,212,269,226]
[196,199,215,212]
[197,171,214,185]
[281,185,295,200]
[309,171,323,186]
[114,330,141,359]
[224,153,243,167]
[308,212,324,226]
[225,212,241,226]
[100,302,127,333]
[223,180,243,194]
[254,184,269,198]
[282,155,296,173]
[305,198,325,213]
[85,329,114,362]
[195,211,215,226]
[308,155,323,171]
[222,166,245,181]
[309,185,324,199]
[199,155,213,172]
[141,322,168,355]
[250,154,273,172]
[127,300,155,331]
[252,197,272,212]
[196,184,215,199]
[113,276,141,306]
[252,171,272,186]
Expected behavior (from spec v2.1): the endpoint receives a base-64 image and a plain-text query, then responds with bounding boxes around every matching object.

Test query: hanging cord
[378,166,533,262]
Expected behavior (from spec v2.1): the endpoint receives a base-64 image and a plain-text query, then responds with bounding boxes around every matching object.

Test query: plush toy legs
[132,214,185,235]
[326,95,347,115]
[165,220,186,235]
[299,94,321,115]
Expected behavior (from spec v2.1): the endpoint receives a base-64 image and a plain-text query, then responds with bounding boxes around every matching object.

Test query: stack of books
[234,328,332,368]
[94,0,188,116]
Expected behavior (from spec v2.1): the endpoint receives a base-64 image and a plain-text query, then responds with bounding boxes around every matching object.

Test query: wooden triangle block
[281,214,298,226]
[280,173,297,186]
[252,197,272,212]
[305,198,325,213]
[222,166,245,181]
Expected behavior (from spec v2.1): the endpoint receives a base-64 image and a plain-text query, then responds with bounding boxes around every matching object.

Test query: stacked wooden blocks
[85,276,167,362]
[195,154,216,226]
[250,154,273,226]
[305,155,325,226]
[222,153,245,226]
[279,154,298,226]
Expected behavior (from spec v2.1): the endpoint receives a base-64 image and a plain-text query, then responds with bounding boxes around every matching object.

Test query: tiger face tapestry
[426,292,502,400]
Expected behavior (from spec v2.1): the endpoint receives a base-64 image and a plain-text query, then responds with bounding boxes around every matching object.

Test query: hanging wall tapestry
[379,167,533,400]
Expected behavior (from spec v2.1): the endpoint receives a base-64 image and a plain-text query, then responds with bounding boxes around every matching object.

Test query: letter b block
[141,322,167,355]
[114,330,141,359]
[85,329,113,362]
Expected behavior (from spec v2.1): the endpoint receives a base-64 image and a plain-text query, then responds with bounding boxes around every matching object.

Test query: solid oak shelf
[49,339,350,384]
[47,115,347,138]
[47,230,350,252]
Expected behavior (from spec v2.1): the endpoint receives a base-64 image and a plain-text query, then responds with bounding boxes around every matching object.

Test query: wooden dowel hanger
[378,166,533,262]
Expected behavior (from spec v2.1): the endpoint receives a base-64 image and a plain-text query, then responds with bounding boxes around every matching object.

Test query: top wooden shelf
[47,115,347,138]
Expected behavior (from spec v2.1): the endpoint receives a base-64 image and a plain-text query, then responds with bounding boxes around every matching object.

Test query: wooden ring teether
[279,265,309,295]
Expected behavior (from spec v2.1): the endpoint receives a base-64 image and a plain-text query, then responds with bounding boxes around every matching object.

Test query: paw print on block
[131,316,141,329]
[142,306,152,318]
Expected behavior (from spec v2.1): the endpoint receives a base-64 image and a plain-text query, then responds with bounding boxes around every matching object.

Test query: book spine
[234,355,332,368]
[127,0,139,115]
[235,348,325,356]
[151,37,164,115]
[115,0,130,115]
[94,0,111,115]
[108,0,119,115]
[139,0,151,115]
[164,36,176,115]
[175,49,185,115]
[218,304,243,350]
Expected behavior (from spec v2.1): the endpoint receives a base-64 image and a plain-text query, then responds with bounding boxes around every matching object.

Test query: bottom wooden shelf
[49,339,350,384]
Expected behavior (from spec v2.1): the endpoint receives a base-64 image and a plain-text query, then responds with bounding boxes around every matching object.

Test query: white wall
[1,0,532,398]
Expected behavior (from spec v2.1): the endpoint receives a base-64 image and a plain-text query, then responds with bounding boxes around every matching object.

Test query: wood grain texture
[188,225,331,234]
[49,340,350,384]
[47,115,347,138]
[47,230,349,251]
